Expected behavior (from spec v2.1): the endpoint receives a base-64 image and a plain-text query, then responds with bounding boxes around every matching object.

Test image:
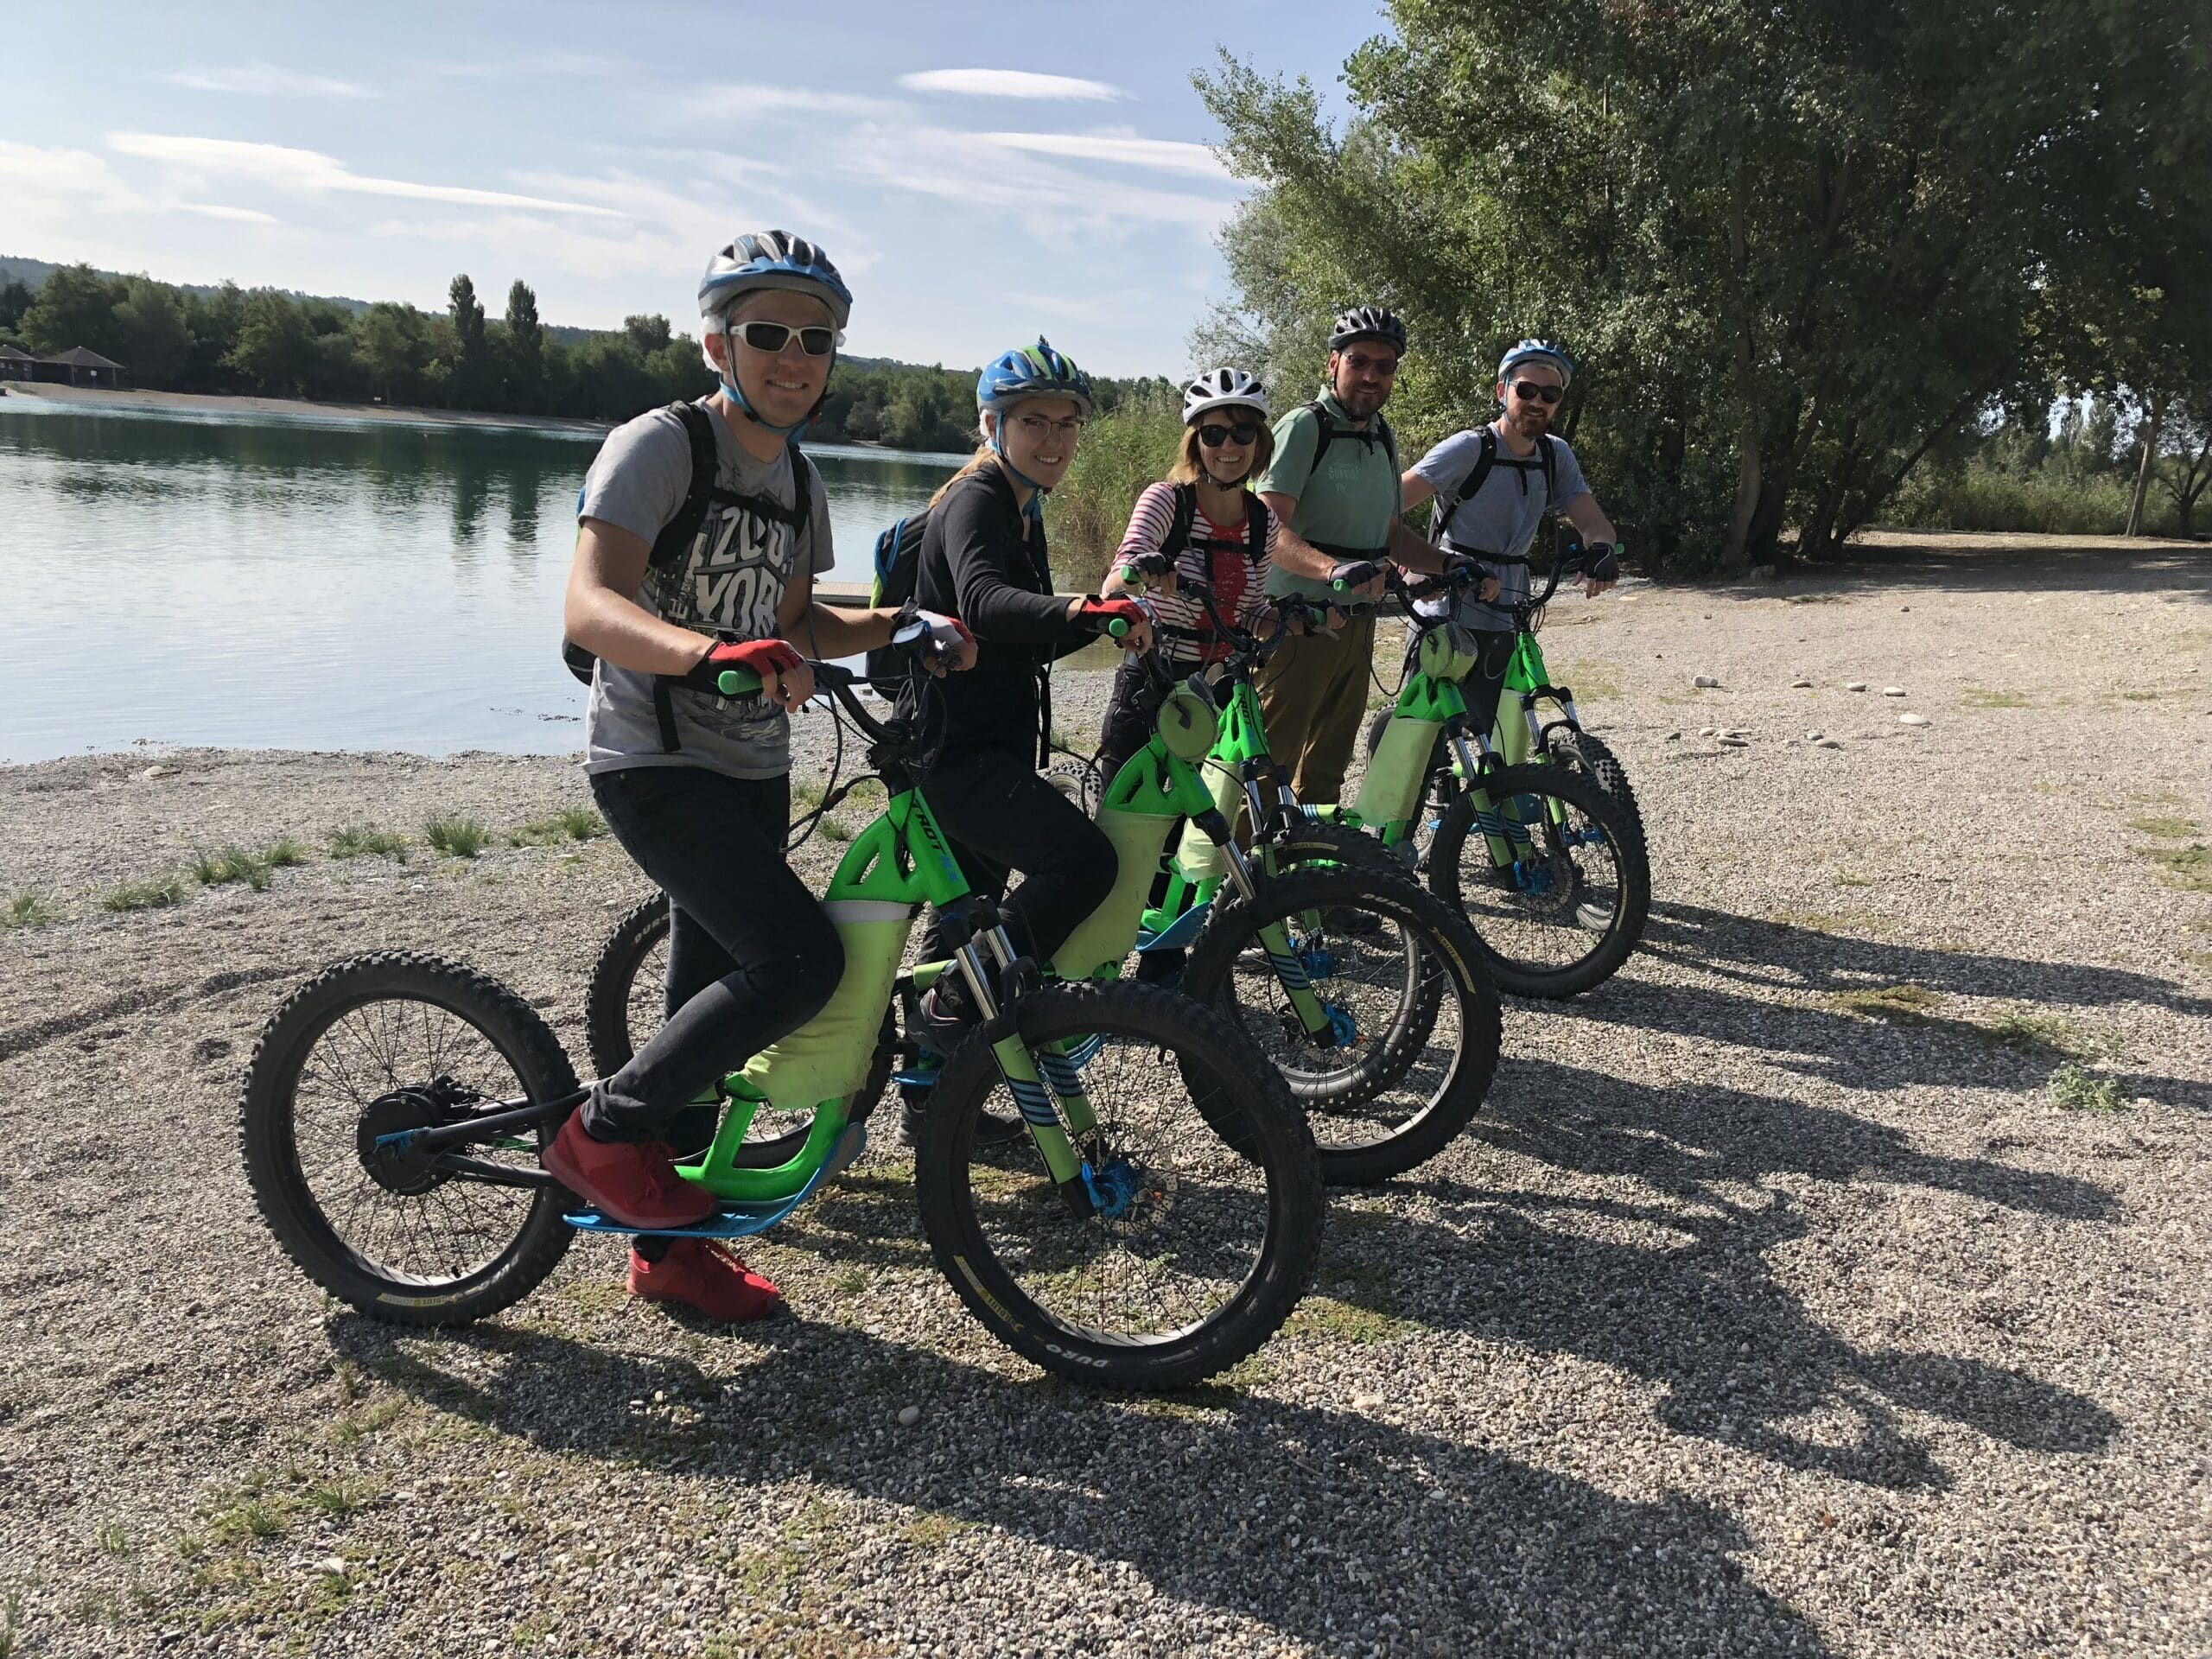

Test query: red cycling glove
[1074,596,1148,637]
[683,637,804,693]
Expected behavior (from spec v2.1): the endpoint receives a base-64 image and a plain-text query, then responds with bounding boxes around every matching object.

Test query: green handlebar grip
[1332,578,1350,592]
[1106,617,1129,639]
[1118,563,1140,582]
[715,666,764,696]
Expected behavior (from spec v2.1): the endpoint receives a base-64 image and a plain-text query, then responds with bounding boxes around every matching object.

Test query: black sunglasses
[1510,380,1564,405]
[732,319,841,358]
[1198,421,1262,448]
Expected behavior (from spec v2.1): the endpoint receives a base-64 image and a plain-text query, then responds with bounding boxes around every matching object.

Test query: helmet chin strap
[988,418,1050,519]
[718,321,828,439]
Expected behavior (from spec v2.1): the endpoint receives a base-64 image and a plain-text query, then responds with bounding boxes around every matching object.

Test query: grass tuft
[2048,1064,2126,1113]
[329,824,409,861]
[511,807,608,848]
[189,845,273,891]
[2140,844,2212,892]
[1963,688,2032,709]
[1981,1008,2106,1058]
[821,817,854,842]
[3,892,57,930]
[2127,816,2199,839]
[1827,982,1943,1020]
[102,873,188,912]
[423,816,490,859]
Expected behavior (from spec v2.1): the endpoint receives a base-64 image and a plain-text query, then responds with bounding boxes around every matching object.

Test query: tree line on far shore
[0,264,1167,452]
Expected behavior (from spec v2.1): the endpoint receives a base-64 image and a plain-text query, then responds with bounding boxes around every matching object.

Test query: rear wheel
[1182,866,1499,1184]
[239,953,577,1326]
[1429,763,1649,998]
[914,982,1322,1390]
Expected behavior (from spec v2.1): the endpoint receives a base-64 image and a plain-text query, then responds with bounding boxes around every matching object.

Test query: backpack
[1296,398,1398,490]
[1432,427,1558,551]
[562,399,814,688]
[1149,483,1270,655]
[861,510,931,693]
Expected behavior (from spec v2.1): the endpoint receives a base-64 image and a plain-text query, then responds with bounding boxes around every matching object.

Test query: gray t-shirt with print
[1411,426,1589,631]
[576,400,833,779]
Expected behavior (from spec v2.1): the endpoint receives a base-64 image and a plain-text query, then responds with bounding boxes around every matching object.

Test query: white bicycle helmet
[1183,367,1268,426]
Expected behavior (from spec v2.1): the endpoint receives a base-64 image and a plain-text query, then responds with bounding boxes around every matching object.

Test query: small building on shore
[39,346,129,388]
[0,345,36,381]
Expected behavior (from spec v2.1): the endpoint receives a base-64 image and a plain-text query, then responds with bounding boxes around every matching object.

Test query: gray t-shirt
[1411,425,1589,631]
[576,401,832,779]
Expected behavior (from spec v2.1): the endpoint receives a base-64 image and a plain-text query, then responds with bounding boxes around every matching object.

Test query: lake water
[0,396,965,763]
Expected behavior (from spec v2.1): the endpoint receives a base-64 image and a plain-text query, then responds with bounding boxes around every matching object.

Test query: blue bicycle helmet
[696,230,852,435]
[976,337,1095,420]
[698,230,852,329]
[1497,337,1574,387]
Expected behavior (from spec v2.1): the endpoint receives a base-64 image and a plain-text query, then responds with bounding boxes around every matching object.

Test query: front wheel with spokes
[239,952,578,1325]
[1427,763,1649,998]
[914,982,1322,1390]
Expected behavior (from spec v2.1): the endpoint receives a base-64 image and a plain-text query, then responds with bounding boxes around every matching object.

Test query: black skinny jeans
[915,742,1119,989]
[584,765,844,1147]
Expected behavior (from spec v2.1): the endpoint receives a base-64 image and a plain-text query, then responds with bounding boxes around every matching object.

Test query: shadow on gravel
[1323,1057,2124,1492]
[340,1312,1830,1656]
[1604,903,2212,1110]
[1697,541,2211,604]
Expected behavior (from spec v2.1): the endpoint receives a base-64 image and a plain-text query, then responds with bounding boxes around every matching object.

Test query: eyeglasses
[1014,413,1086,439]
[730,320,842,358]
[1341,350,1399,375]
[1198,421,1262,448]
[1510,380,1564,405]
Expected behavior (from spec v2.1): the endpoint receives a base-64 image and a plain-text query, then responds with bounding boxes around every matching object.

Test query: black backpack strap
[1157,482,1200,565]
[1434,428,1497,543]
[647,400,721,569]
[1245,492,1271,563]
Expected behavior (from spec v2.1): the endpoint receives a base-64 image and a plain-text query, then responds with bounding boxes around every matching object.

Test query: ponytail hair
[928,442,998,509]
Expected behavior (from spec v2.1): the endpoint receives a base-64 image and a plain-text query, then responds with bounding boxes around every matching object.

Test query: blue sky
[3,2,1386,377]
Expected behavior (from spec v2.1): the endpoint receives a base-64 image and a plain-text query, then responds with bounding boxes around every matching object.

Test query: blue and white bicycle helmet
[976,337,1095,419]
[697,230,852,328]
[1497,337,1574,387]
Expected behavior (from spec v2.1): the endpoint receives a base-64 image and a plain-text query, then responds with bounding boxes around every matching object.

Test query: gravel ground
[3,532,2208,1657]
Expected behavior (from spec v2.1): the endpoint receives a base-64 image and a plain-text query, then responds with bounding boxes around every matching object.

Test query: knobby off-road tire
[914,981,1323,1390]
[583,892,669,1079]
[1266,814,1408,877]
[582,893,894,1159]
[1182,865,1501,1185]
[1544,728,1647,855]
[239,952,578,1327]
[1428,763,1650,999]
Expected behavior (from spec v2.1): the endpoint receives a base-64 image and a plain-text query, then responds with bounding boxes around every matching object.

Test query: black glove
[1581,542,1620,583]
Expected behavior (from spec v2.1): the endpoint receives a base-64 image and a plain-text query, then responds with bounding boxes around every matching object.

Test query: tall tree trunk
[2125,389,2166,537]
[1719,168,1762,573]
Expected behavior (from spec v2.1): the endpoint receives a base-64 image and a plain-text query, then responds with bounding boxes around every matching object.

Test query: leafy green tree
[448,274,487,405]
[354,302,429,403]
[111,277,192,385]
[1198,0,2212,572]
[20,264,125,358]
[224,289,315,395]
[623,314,672,354]
[503,280,543,410]
[0,278,33,336]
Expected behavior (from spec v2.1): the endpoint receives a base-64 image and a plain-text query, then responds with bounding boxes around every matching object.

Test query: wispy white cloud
[175,203,282,226]
[899,68,1130,102]
[420,51,612,79]
[671,83,902,123]
[107,134,628,219]
[168,61,378,99]
[0,141,144,213]
[976,131,1228,180]
[1003,289,1154,325]
[839,124,1231,237]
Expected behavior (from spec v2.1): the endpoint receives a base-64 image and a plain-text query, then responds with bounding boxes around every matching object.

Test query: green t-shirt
[1256,390,1402,601]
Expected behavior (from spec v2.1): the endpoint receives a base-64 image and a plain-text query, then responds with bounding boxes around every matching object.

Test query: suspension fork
[953,929,1098,1202]
[1452,727,1535,868]
[1215,833,1336,1040]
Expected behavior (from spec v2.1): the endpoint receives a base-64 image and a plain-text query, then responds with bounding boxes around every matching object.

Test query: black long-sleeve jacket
[902,462,1090,760]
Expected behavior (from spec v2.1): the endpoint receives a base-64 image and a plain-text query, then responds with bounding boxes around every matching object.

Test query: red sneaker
[628,1238,783,1322]
[542,1113,717,1230]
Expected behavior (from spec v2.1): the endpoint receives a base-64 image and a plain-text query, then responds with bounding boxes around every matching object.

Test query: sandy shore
[1,381,610,435]
[2,537,2209,1656]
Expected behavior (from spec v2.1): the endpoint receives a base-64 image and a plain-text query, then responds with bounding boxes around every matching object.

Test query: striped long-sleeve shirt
[1113,481,1279,666]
